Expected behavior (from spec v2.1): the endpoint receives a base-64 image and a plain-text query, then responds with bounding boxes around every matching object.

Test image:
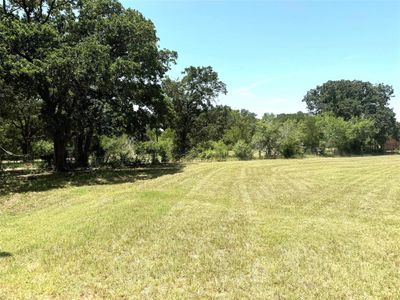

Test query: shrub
[158,128,175,162]
[277,120,304,158]
[32,140,53,157]
[346,117,376,153]
[100,135,135,167]
[135,128,175,164]
[32,140,53,167]
[252,120,279,158]
[210,141,229,161]
[316,114,377,155]
[188,141,229,161]
[315,114,347,154]
[233,140,253,160]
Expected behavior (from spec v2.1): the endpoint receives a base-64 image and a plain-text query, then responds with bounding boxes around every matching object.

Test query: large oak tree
[0,0,176,171]
[302,80,396,148]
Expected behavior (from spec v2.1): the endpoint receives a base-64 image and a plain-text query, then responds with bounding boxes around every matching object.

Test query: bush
[233,140,253,160]
[32,140,53,167]
[200,141,229,161]
[158,128,175,162]
[252,120,279,158]
[210,141,229,161]
[200,148,216,160]
[100,135,135,167]
[135,128,175,164]
[32,140,53,157]
[346,118,376,153]
[316,114,377,155]
[277,120,304,158]
[188,141,229,161]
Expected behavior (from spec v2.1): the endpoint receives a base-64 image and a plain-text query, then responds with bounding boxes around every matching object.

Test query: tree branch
[42,0,76,24]
[15,50,33,63]
[34,0,44,21]
[2,0,7,14]
[42,0,56,24]
[11,119,23,130]
[21,0,31,22]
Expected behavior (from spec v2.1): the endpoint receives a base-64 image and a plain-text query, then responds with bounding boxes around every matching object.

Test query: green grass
[1,156,400,298]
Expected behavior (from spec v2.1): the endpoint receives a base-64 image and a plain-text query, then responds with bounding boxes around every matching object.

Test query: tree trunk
[74,129,93,168]
[53,133,67,172]
[76,152,89,168]
[20,137,32,162]
[151,152,157,164]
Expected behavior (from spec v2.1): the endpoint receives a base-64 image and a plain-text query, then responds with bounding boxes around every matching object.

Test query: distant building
[384,138,400,151]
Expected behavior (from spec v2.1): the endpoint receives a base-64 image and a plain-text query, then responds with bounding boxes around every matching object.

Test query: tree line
[0,0,398,171]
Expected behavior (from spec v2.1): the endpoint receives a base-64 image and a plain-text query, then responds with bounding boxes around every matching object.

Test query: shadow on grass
[0,164,183,196]
[0,251,12,258]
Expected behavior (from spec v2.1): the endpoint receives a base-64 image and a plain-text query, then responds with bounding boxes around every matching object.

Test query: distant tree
[163,66,226,157]
[303,80,396,148]
[394,122,400,141]
[315,114,348,154]
[205,141,229,161]
[233,140,253,160]
[277,120,304,158]
[316,114,377,154]
[261,113,276,121]
[299,116,320,154]
[273,112,320,154]
[100,134,135,167]
[252,119,279,158]
[346,117,376,153]
[136,128,175,163]
[223,109,257,146]
[0,81,44,158]
[6,96,43,158]
[0,121,18,157]
[189,105,233,147]
[276,111,308,122]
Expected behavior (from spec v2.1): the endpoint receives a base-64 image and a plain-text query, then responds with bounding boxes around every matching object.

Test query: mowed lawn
[1,156,400,299]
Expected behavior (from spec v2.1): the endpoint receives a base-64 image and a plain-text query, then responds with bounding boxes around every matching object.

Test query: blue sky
[123,0,400,118]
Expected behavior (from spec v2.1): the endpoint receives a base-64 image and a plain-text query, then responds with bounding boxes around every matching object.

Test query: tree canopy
[163,66,226,157]
[302,80,396,147]
[0,0,176,170]
[0,2,398,170]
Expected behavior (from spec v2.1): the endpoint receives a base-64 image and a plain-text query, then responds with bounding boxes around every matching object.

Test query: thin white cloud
[240,78,275,91]
[219,85,303,117]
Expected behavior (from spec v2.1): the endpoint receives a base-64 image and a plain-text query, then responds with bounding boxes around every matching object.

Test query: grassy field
[1,156,399,299]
